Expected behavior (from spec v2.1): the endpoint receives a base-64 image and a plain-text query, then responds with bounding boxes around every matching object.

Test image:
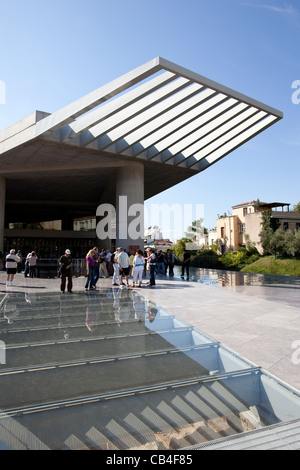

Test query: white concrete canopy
[0,57,282,169]
[0,57,283,251]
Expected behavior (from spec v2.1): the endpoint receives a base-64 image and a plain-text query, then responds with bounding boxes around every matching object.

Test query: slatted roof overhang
[36,57,283,172]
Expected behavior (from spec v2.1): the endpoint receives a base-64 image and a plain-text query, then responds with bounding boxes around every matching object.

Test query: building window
[239,224,246,233]
[243,208,247,216]
[296,223,300,231]
[221,227,225,238]
[283,222,289,231]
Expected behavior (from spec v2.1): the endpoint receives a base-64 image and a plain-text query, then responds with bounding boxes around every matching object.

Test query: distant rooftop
[232,201,290,210]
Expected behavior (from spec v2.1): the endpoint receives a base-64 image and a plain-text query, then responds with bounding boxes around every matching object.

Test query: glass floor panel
[1,288,300,450]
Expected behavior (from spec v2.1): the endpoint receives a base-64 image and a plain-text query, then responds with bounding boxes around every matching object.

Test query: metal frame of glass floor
[1,288,300,450]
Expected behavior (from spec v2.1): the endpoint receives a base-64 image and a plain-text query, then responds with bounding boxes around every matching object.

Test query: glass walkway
[1,288,300,450]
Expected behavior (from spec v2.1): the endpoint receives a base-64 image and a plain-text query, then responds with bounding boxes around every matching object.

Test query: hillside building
[217,201,300,254]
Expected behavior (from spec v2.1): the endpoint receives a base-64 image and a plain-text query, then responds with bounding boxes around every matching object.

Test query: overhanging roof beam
[186,109,268,165]
[88,82,204,152]
[60,71,177,142]
[149,98,243,164]
[110,88,220,156]
[157,102,254,165]
[189,114,279,172]
[173,106,261,166]
[159,57,283,118]
[35,57,163,136]
[174,108,265,167]
[79,76,192,147]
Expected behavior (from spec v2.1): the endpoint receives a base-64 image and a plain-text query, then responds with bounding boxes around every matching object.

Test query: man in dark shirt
[181,250,190,278]
[157,250,166,274]
[165,249,174,276]
[59,249,73,293]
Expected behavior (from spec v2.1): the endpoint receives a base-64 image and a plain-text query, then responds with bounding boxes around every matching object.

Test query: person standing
[165,249,174,276]
[132,250,145,287]
[16,250,23,273]
[28,251,38,278]
[99,249,109,278]
[112,248,121,286]
[5,249,21,287]
[59,249,73,293]
[105,249,113,276]
[147,248,157,287]
[24,252,31,277]
[85,249,96,290]
[118,248,130,286]
[181,249,190,278]
[157,250,166,274]
[92,247,100,287]
[129,251,135,278]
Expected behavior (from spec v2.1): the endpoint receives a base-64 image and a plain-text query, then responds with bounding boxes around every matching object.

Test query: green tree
[292,202,300,213]
[244,233,259,254]
[269,229,286,258]
[284,229,296,257]
[294,229,300,257]
[173,238,190,259]
[259,210,274,255]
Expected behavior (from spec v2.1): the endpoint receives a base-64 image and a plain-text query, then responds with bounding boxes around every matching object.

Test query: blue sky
[0,0,299,237]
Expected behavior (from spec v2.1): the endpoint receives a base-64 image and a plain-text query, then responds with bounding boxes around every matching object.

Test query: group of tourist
[3,244,189,292]
[4,249,38,286]
[58,246,176,293]
[59,246,113,293]
[111,247,157,288]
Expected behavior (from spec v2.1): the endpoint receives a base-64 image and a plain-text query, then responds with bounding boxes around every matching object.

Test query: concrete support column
[116,163,144,252]
[0,177,6,253]
[61,214,75,231]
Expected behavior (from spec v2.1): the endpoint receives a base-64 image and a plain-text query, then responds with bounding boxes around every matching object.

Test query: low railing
[30,259,88,278]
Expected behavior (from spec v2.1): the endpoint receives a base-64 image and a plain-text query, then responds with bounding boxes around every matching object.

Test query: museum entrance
[4,235,98,259]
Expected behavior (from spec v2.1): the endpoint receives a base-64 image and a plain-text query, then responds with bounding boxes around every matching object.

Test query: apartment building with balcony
[216,201,300,254]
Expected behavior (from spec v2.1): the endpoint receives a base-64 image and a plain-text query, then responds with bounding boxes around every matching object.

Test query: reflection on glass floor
[173,265,300,288]
[0,289,300,450]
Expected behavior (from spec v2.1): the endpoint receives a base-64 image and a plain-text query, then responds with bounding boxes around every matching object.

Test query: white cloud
[260,3,297,15]
[241,2,298,16]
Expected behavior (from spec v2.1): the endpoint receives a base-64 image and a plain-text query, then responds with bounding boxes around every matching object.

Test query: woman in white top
[132,250,145,287]
[28,251,38,278]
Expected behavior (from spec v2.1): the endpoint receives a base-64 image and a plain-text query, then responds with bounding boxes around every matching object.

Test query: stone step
[123,412,161,450]
[86,426,119,450]
[140,406,193,449]
[64,434,90,450]
[0,413,50,450]
[0,373,267,450]
[105,419,146,449]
